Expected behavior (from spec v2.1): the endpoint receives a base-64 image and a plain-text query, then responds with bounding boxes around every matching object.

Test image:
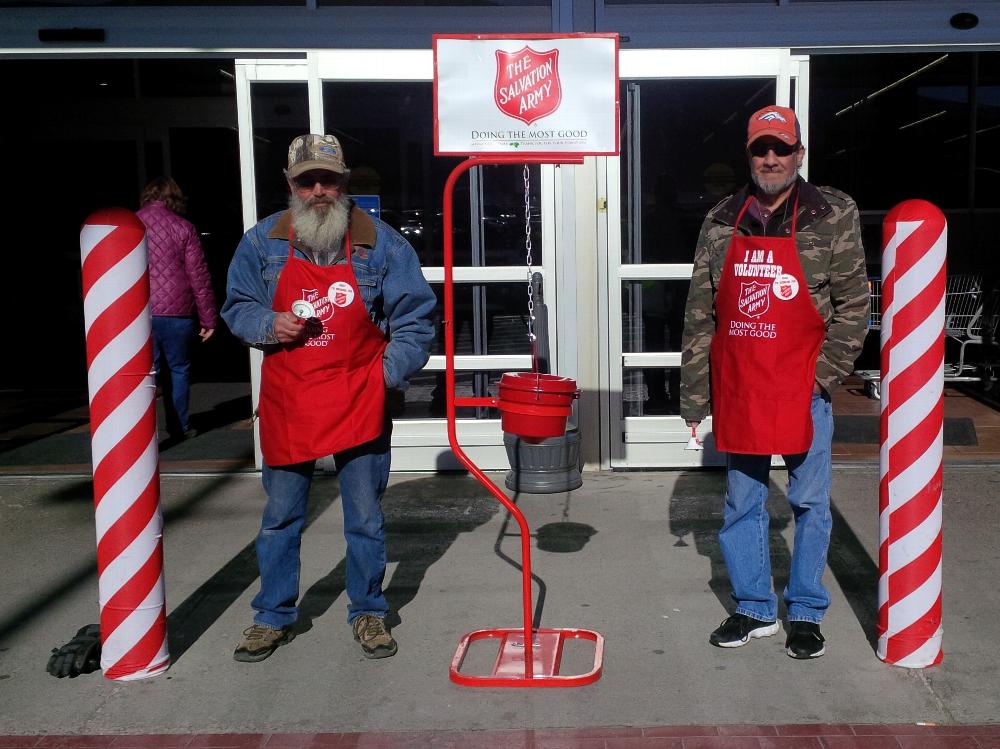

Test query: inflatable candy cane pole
[80,208,169,680]
[877,200,946,668]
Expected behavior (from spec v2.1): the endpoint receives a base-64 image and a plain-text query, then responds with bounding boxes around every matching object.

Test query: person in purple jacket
[138,177,217,440]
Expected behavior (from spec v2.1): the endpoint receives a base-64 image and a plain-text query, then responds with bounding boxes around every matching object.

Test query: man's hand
[47,624,101,678]
[273,311,322,343]
[199,327,215,343]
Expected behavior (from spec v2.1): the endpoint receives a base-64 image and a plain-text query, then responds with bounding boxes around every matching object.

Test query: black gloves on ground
[47,623,101,678]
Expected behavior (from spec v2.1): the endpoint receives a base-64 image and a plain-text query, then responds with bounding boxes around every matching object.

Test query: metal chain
[524,165,535,343]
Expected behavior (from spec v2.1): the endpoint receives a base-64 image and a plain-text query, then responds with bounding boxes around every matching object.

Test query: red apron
[259,230,387,466]
[709,196,825,455]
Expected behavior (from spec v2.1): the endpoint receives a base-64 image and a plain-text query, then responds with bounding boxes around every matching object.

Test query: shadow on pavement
[666,469,879,647]
[0,473,236,646]
[827,500,880,651]
[297,473,500,633]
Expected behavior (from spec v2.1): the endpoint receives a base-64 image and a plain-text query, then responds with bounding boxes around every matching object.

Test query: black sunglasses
[748,140,800,158]
[291,172,347,190]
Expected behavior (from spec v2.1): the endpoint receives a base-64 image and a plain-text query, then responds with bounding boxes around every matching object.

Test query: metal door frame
[235,51,561,470]
[599,49,809,468]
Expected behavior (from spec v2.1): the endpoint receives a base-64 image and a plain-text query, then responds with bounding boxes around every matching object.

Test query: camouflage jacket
[679,179,870,423]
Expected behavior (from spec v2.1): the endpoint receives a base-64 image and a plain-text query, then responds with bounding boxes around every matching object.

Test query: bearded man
[680,106,869,659]
[222,134,435,663]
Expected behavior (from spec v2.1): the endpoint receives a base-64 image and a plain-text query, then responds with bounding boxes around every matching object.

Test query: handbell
[685,425,703,451]
[291,299,317,320]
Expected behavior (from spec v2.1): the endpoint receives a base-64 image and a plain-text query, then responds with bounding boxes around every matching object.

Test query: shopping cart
[943,274,984,379]
[856,274,990,399]
[855,278,883,398]
[979,288,1000,392]
[869,277,883,332]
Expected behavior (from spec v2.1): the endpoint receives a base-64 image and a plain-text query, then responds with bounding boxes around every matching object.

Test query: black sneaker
[233,623,295,662]
[786,621,825,659]
[709,613,779,648]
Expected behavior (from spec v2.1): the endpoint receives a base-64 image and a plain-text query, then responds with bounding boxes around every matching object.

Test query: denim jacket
[221,206,436,390]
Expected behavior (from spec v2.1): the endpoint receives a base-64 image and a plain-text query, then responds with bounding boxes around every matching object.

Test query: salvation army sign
[495,47,561,126]
[434,34,619,156]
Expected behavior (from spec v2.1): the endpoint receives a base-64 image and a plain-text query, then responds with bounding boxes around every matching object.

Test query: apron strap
[732,188,801,240]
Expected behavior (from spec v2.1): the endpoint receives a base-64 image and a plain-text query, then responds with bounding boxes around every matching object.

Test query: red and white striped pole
[80,208,169,680]
[877,199,946,668]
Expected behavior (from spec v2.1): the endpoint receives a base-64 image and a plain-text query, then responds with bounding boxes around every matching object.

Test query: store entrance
[601,50,806,468]
[235,53,565,471]
[0,58,250,468]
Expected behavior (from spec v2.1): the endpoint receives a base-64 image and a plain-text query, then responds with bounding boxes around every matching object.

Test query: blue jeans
[720,393,833,624]
[252,429,391,629]
[152,316,197,435]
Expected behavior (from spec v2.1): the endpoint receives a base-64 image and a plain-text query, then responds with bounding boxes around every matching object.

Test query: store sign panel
[434,34,619,156]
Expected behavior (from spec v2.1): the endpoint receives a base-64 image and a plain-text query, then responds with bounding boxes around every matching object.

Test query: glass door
[603,50,808,468]
[235,58,310,470]
[236,52,561,470]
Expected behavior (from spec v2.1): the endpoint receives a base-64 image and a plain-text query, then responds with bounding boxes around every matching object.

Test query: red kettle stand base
[449,627,604,687]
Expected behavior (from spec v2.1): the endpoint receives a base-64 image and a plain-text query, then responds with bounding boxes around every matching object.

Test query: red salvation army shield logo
[772,273,800,301]
[328,280,355,308]
[302,288,335,322]
[494,47,562,126]
[738,281,770,319]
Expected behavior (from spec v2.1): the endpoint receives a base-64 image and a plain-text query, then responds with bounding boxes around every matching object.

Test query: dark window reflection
[476,165,543,267]
[620,78,776,265]
[396,370,511,421]
[429,283,533,356]
[324,82,545,422]
[251,82,309,219]
[622,280,688,416]
[810,51,1000,284]
[139,60,237,97]
[323,82,541,269]
[0,58,245,389]
[323,81,461,266]
[424,279,535,422]
[622,368,681,416]
[622,280,688,353]
[619,78,776,416]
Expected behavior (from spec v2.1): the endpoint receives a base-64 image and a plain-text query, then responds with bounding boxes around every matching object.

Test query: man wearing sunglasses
[222,134,436,663]
[680,106,869,659]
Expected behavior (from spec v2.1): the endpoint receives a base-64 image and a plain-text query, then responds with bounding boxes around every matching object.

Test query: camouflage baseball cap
[287,134,347,177]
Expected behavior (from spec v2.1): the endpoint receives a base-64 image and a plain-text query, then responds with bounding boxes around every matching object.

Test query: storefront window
[324,81,543,421]
[250,82,309,219]
[810,51,1000,279]
[618,77,777,417]
[621,280,687,415]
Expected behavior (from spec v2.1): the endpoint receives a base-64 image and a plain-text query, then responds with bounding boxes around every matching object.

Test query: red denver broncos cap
[747,105,801,146]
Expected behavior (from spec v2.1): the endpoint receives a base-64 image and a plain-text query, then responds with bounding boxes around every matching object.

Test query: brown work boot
[351,614,398,659]
[233,623,295,663]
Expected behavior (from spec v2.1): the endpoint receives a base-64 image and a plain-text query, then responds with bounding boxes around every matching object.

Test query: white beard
[289,193,351,263]
[752,168,799,196]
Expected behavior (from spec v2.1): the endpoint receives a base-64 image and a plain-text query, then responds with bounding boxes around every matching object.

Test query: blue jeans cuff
[735,606,776,623]
[254,614,294,630]
[348,610,389,624]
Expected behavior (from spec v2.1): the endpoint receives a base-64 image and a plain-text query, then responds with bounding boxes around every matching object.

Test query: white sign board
[434,34,619,156]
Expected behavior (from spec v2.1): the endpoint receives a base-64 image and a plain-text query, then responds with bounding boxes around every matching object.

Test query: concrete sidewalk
[0,466,996,734]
